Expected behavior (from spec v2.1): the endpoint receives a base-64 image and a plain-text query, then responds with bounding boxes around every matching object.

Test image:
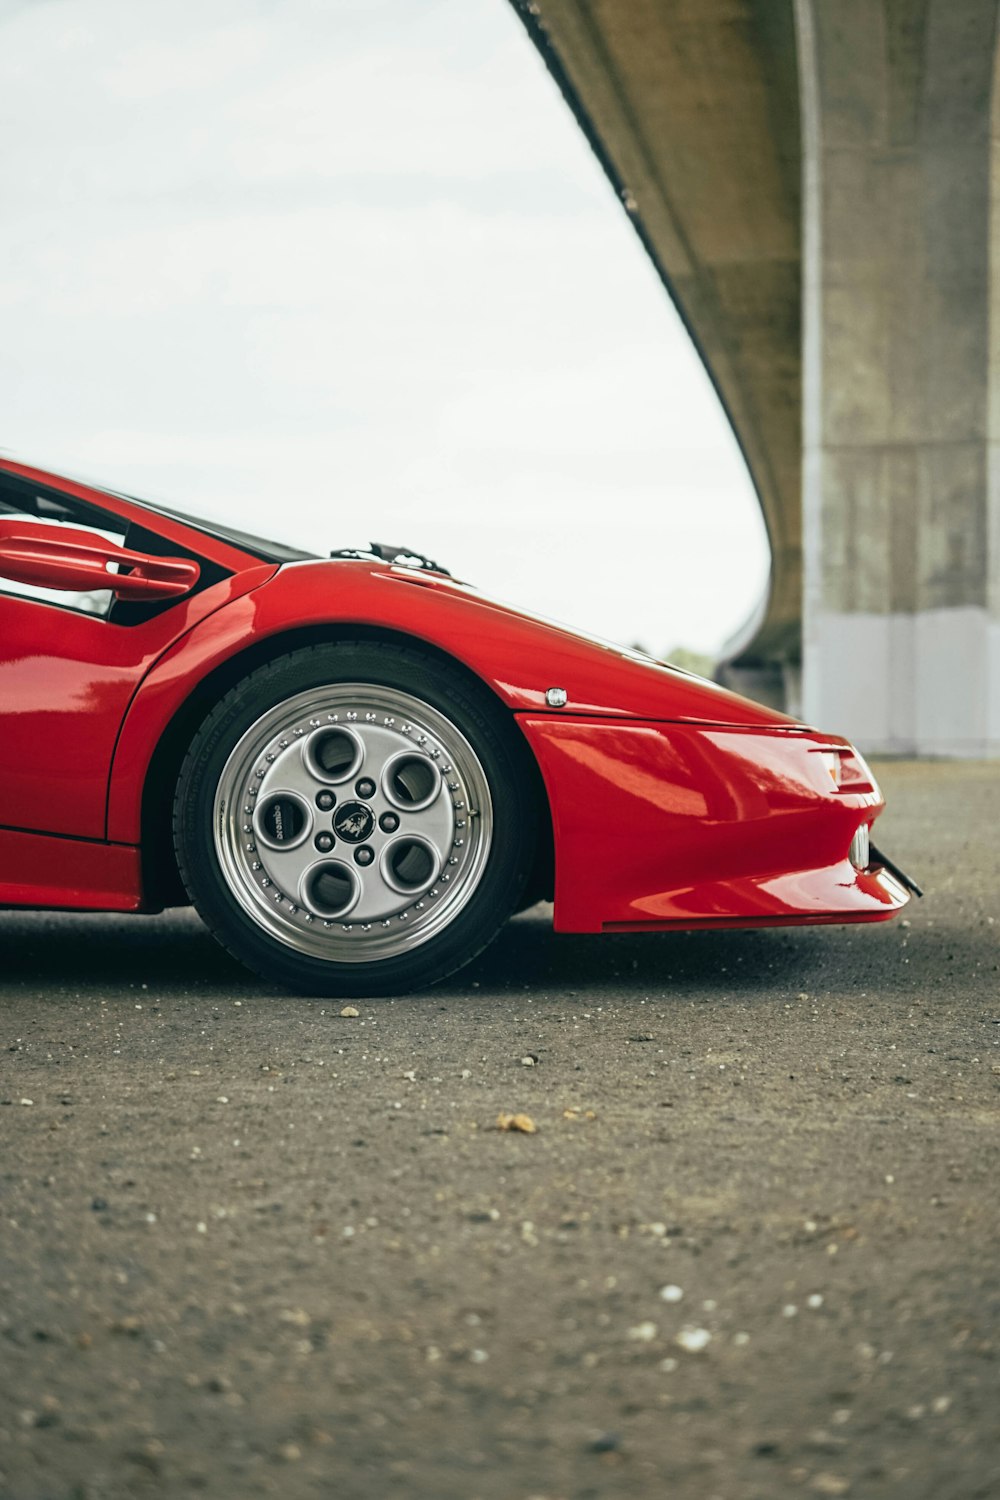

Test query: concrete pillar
[797,0,1000,755]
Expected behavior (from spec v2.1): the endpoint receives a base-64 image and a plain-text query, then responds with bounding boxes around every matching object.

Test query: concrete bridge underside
[513,0,1000,755]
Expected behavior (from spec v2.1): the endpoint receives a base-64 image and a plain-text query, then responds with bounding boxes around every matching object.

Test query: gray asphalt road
[1,761,998,1500]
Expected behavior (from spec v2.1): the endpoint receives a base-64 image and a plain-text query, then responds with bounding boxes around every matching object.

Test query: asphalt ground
[1,759,998,1500]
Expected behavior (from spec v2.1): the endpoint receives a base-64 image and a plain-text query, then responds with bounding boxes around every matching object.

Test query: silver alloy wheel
[213,684,494,963]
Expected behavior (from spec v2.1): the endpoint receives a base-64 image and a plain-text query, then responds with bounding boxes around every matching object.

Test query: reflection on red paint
[518,717,905,933]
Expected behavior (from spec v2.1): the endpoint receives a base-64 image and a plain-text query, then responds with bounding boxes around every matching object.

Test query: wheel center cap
[333,800,375,843]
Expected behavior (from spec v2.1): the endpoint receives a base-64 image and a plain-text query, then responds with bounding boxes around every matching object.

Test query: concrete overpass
[510,0,1000,756]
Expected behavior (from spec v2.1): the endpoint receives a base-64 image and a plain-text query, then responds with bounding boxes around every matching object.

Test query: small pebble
[627,1322,658,1342]
[496,1112,537,1134]
[659,1285,684,1303]
[807,1294,824,1309]
[675,1326,711,1353]
[339,1006,360,1018]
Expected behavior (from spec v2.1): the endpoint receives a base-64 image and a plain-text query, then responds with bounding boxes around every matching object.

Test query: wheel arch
[135,622,554,911]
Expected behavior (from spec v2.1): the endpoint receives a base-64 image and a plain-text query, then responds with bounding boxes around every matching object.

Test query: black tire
[172,641,537,995]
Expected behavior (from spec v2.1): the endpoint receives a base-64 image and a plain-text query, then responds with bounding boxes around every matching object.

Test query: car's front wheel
[173,642,537,995]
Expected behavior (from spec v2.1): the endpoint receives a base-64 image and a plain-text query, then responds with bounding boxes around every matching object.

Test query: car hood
[307,562,801,730]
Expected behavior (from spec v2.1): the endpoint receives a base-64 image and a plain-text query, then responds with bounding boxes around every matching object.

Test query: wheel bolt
[314,831,335,852]
[354,845,374,866]
[316,790,336,811]
[355,777,377,800]
[379,811,400,833]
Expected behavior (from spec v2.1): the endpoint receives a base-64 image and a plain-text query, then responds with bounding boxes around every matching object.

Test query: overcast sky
[0,0,769,655]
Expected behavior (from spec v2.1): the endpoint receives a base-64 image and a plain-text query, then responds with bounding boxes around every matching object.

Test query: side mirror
[0,519,200,601]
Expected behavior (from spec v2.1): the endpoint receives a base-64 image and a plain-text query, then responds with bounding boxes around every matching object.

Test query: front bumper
[517,715,911,934]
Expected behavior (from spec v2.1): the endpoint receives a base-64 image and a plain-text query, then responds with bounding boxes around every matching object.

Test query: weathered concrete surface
[2,760,999,1499]
[516,1,1000,750]
[798,0,1000,754]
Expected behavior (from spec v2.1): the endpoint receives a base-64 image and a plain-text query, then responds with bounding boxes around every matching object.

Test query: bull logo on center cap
[333,800,376,843]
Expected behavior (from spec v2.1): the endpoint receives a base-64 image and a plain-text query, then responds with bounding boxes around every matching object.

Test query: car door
[0,467,263,843]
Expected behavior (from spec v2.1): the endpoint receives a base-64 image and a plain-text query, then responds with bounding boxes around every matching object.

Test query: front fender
[108,560,796,845]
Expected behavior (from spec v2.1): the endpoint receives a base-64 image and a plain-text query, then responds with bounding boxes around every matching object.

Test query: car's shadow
[0,902,965,1007]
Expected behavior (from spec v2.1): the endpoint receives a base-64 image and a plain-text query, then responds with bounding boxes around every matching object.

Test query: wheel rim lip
[212,682,494,965]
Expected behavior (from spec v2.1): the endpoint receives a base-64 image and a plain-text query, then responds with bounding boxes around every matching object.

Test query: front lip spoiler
[870,843,923,898]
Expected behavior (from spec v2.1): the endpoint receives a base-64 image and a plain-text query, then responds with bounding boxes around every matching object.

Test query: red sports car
[0,457,918,995]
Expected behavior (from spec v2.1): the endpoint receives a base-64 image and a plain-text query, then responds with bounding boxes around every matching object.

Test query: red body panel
[106,561,796,844]
[516,717,904,932]
[0,828,142,911]
[238,563,796,724]
[0,456,276,842]
[0,568,274,840]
